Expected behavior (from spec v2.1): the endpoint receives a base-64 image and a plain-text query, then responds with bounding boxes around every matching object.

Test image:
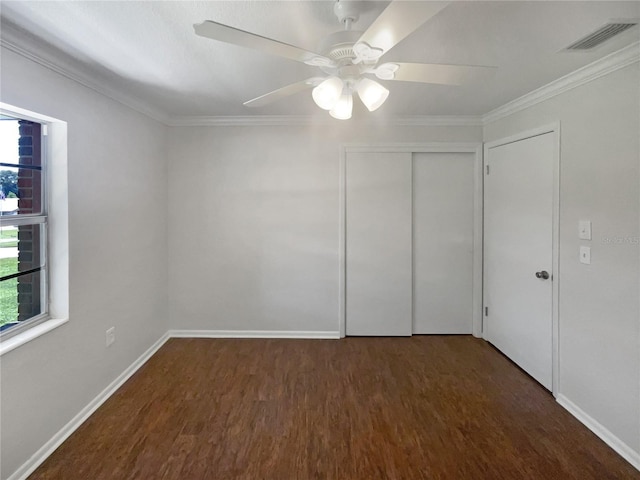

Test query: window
[0,116,48,337]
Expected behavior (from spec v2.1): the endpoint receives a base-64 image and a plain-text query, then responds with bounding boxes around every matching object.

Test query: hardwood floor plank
[27,336,640,479]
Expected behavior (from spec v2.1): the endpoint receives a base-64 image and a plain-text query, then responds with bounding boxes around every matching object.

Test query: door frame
[339,143,484,339]
[483,123,561,395]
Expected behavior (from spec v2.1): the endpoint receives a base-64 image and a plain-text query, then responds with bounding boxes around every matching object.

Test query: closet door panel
[345,152,412,336]
[413,152,474,334]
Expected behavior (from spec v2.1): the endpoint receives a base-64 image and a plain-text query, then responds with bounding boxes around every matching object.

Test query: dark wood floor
[29,336,639,479]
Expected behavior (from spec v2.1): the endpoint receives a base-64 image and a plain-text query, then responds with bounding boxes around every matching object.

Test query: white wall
[0,47,168,479]
[3,21,636,478]
[484,63,640,459]
[167,124,482,333]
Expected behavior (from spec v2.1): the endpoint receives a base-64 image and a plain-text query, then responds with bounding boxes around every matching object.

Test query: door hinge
[485,165,490,175]
[485,306,488,316]
[42,124,48,136]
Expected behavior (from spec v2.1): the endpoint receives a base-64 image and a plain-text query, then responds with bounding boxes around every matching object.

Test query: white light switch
[579,246,591,264]
[578,220,592,240]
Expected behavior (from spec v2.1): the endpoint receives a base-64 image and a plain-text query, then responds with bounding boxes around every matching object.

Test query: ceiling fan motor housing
[317,30,363,71]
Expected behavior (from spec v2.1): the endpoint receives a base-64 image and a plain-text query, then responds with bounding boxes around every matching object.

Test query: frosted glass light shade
[312,77,343,110]
[356,78,389,112]
[329,93,353,120]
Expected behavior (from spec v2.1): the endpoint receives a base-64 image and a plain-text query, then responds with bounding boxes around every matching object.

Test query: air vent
[565,22,637,50]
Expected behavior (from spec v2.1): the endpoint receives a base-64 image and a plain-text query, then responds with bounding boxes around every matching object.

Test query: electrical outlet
[579,246,591,265]
[106,327,115,347]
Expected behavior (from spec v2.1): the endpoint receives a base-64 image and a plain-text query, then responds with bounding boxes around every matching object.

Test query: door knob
[535,271,550,280]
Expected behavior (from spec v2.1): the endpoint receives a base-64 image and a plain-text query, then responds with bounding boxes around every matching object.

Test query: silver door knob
[535,271,550,280]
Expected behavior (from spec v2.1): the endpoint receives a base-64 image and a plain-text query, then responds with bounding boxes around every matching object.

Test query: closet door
[345,152,412,336]
[412,152,475,334]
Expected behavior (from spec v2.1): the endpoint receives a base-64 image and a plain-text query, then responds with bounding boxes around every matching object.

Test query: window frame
[0,103,68,356]
[0,116,49,340]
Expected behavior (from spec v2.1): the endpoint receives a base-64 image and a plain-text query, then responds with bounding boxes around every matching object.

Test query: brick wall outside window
[17,120,42,321]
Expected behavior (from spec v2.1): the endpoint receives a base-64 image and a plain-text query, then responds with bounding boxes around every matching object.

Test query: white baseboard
[168,329,340,339]
[21,332,639,480]
[7,329,339,478]
[8,332,170,480]
[556,394,640,471]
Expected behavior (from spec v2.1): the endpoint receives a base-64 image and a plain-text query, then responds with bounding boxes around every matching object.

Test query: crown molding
[2,18,636,129]
[0,21,481,129]
[166,114,484,127]
[168,115,327,127]
[387,116,483,127]
[1,27,481,129]
[483,40,640,124]
[0,22,171,125]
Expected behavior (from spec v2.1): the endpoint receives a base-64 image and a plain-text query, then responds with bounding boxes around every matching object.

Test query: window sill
[0,318,68,356]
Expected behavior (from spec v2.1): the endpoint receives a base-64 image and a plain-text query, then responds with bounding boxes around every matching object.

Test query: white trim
[0,26,480,129]
[0,215,46,227]
[7,332,170,480]
[167,115,484,127]
[557,394,640,471]
[168,330,340,339]
[472,144,484,338]
[168,115,328,127]
[343,143,482,154]
[0,22,481,129]
[2,16,636,129]
[483,41,640,124]
[339,148,347,338]
[0,318,68,356]
[339,142,484,338]
[6,329,638,479]
[0,102,70,349]
[0,102,61,124]
[391,116,483,127]
[0,24,170,125]
[484,123,559,151]
[5,330,336,479]
[483,122,561,396]
[551,123,561,397]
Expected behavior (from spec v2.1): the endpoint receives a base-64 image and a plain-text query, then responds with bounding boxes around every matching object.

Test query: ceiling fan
[194,1,495,120]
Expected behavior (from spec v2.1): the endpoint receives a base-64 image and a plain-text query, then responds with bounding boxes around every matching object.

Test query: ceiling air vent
[565,22,638,50]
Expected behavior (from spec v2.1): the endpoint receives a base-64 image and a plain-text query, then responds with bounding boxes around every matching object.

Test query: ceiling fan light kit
[330,90,354,120]
[312,76,344,110]
[194,1,496,120]
[357,78,389,112]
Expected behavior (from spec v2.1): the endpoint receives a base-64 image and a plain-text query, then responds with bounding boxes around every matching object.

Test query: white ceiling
[1,1,639,119]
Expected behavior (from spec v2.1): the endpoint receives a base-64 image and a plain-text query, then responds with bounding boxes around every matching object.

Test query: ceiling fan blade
[375,62,497,85]
[355,1,449,60]
[244,78,322,107]
[194,21,334,67]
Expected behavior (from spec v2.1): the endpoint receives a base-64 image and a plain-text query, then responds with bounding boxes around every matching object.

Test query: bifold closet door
[345,152,412,336]
[412,152,475,334]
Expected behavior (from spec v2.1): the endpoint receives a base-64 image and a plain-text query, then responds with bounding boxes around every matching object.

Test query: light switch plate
[579,246,591,264]
[578,220,592,240]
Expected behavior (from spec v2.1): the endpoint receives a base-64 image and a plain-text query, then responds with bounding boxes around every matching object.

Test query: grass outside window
[0,257,18,326]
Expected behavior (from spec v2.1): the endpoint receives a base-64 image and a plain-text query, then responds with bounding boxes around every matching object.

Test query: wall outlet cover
[106,327,115,347]
[578,220,592,240]
[579,246,591,264]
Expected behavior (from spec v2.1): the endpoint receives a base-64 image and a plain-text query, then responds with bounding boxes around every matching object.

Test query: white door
[345,152,412,336]
[484,132,555,390]
[413,152,475,334]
